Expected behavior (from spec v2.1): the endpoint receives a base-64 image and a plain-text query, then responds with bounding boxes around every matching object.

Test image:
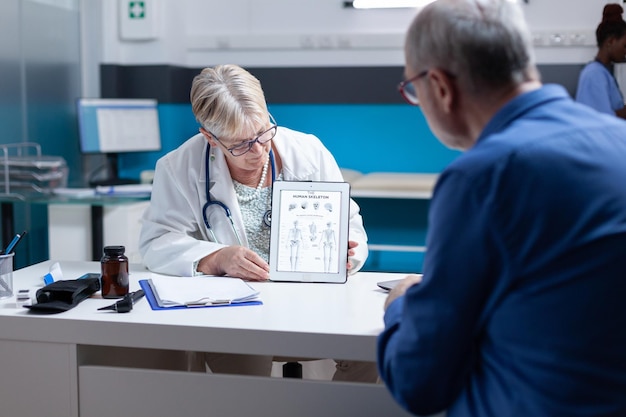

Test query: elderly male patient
[377,1,626,416]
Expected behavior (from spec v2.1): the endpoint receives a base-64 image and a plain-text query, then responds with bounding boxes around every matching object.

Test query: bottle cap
[103,245,126,255]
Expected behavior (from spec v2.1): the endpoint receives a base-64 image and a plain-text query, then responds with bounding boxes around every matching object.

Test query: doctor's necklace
[235,157,270,203]
[232,156,272,228]
[234,179,272,228]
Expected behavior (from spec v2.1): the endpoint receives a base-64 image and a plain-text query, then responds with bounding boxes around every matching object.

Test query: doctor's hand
[384,274,422,311]
[346,240,359,272]
[196,246,270,281]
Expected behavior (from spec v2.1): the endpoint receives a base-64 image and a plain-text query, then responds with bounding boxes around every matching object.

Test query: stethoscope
[202,143,276,245]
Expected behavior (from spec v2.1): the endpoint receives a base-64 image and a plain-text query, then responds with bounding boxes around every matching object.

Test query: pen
[1,234,19,255]
[0,232,21,292]
[98,289,145,313]
[3,231,27,255]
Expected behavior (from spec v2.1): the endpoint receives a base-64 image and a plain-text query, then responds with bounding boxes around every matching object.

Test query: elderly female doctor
[139,64,367,278]
[138,64,376,381]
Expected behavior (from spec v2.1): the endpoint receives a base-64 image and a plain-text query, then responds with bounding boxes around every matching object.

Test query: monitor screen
[77,98,162,153]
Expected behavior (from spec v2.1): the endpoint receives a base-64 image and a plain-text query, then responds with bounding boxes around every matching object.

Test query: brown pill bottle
[100,245,129,299]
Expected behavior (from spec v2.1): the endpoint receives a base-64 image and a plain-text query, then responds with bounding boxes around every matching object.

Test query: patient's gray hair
[190,64,269,139]
[405,0,538,96]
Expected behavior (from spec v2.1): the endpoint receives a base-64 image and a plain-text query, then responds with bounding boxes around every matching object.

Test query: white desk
[0,261,414,417]
[48,200,149,262]
[0,193,149,263]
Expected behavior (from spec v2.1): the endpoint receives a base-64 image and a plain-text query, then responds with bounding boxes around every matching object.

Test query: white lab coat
[139,127,369,276]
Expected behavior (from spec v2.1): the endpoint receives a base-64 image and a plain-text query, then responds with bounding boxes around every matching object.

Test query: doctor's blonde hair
[190,64,270,140]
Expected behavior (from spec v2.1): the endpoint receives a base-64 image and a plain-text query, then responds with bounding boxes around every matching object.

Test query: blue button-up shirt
[378,85,626,417]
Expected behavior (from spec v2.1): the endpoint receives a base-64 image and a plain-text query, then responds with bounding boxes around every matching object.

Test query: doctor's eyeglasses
[220,125,278,156]
[397,70,428,106]
[208,116,278,157]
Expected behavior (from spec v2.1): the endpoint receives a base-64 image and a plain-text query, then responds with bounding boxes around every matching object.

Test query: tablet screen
[269,181,350,283]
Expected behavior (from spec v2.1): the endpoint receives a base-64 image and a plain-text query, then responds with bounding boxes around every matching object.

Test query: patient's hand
[384,274,422,310]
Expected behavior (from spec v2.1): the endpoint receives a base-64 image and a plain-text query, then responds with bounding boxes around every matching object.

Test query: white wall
[81,0,611,95]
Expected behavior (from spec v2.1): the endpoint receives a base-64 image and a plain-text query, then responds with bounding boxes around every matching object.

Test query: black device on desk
[76,98,162,187]
[98,289,146,313]
[25,276,101,314]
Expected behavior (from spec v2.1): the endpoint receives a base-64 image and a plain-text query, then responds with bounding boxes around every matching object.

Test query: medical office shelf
[347,172,436,272]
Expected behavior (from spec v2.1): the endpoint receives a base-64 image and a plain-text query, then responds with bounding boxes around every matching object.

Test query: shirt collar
[477,84,571,144]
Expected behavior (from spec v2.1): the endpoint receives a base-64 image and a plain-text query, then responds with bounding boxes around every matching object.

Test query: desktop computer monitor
[77,98,161,186]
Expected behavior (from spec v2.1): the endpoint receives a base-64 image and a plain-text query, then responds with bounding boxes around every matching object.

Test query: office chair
[277,357,334,379]
[282,361,303,378]
[275,356,315,378]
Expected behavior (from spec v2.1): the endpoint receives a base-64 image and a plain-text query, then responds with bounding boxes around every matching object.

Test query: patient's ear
[428,69,457,114]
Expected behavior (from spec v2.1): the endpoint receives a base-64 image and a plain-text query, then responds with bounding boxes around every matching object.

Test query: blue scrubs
[378,85,626,417]
[576,60,624,115]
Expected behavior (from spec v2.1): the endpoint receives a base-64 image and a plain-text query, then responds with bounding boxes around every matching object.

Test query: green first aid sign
[129,1,146,19]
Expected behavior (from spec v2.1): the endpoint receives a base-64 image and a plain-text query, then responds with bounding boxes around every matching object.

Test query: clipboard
[139,277,262,310]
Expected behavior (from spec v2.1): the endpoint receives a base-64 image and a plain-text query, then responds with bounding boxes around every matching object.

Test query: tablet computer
[377,275,422,291]
[377,279,403,291]
[269,180,350,283]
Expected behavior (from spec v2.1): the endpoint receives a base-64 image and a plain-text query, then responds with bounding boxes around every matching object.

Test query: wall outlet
[531,30,595,47]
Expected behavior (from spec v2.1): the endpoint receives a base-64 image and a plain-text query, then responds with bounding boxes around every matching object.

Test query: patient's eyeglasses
[397,70,428,106]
